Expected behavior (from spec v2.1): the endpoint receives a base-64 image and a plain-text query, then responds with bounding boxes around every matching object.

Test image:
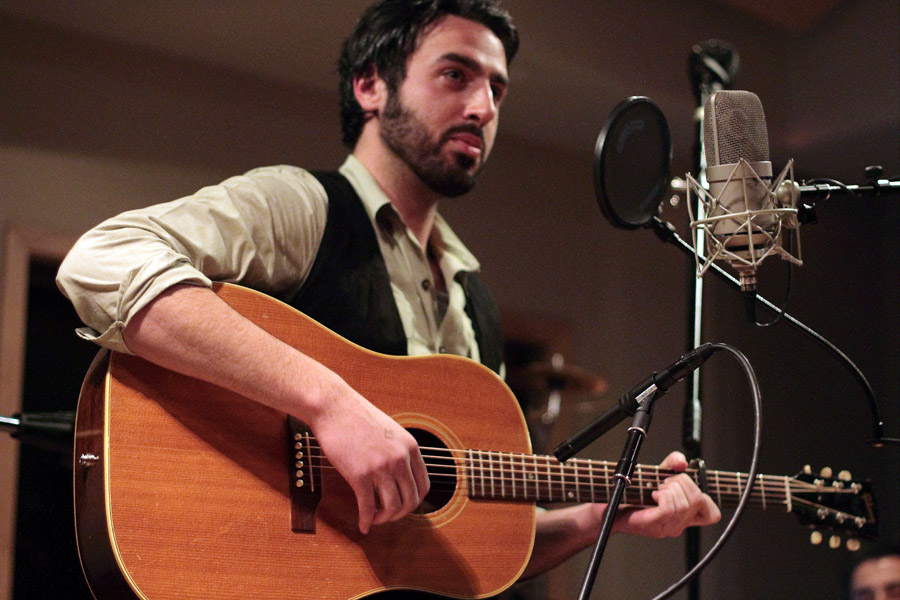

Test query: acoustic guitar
[73,283,876,600]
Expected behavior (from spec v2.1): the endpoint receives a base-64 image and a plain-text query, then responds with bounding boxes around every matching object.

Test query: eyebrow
[438,52,509,88]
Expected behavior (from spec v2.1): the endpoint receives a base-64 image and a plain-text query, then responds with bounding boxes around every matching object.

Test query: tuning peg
[820,466,833,478]
[803,464,813,475]
[829,535,841,549]
[838,470,852,481]
[810,531,823,545]
[846,538,861,552]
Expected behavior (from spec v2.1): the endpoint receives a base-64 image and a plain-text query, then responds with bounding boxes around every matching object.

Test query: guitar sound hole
[409,428,456,514]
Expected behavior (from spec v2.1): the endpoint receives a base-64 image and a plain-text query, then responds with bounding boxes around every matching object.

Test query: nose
[464,80,498,126]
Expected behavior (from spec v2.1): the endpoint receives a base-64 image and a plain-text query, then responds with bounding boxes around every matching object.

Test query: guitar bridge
[287,416,322,533]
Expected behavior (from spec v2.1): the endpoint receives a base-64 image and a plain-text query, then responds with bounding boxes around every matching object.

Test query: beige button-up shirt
[57,155,484,365]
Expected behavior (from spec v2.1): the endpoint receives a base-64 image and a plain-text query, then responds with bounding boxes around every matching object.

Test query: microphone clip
[686,158,803,291]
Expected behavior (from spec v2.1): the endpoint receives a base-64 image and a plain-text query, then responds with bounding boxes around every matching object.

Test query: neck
[353,136,440,248]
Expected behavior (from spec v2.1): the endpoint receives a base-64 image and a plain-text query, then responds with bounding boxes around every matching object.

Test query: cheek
[483,122,499,153]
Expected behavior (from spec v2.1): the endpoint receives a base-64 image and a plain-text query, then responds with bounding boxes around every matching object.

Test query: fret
[713,470,722,506]
[637,466,647,506]
[520,455,527,500]
[507,452,513,498]
[516,453,523,500]
[509,452,516,499]
[603,463,612,504]
[463,452,814,514]
[588,460,595,503]
[500,453,506,498]
[478,450,486,497]
[519,455,528,501]
[468,451,475,497]
[566,462,577,502]
[486,451,492,497]
[783,476,792,513]
[545,457,553,502]
[573,461,580,502]
[560,461,567,501]
[464,450,472,496]
[470,450,477,497]
[527,455,537,501]
[490,452,497,498]
[486,451,493,497]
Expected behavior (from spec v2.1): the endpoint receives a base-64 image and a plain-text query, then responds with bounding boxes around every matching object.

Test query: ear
[353,65,388,115]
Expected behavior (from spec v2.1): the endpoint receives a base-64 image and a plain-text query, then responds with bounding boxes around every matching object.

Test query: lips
[446,131,484,159]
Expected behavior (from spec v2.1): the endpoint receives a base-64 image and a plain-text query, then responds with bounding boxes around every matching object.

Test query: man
[57,0,720,592]
[850,548,900,600]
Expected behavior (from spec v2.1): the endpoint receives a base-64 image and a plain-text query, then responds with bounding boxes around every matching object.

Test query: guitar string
[296,448,858,505]
[295,460,862,515]
[292,442,867,521]
[295,458,865,519]
[298,441,838,495]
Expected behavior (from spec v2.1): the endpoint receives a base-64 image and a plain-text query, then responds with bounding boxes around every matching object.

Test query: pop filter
[593,96,672,229]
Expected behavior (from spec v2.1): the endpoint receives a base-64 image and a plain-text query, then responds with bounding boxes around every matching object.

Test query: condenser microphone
[684,90,802,322]
[702,90,779,292]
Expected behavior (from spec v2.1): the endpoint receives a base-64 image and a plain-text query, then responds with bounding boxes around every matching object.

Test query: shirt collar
[337,155,480,274]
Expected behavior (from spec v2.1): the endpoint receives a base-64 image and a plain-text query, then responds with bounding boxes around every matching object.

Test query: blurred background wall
[1,1,897,598]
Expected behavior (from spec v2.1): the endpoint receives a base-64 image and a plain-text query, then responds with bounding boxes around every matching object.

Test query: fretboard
[461,450,791,512]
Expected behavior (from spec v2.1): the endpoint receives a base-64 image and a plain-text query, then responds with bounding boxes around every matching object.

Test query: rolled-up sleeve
[56,165,328,353]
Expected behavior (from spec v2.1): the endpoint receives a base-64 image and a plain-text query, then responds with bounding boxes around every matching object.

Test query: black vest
[288,171,503,374]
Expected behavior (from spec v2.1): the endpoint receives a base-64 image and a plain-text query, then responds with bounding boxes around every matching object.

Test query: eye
[443,68,465,83]
[491,84,505,103]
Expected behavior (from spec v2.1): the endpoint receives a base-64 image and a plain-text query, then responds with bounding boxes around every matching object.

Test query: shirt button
[421,279,431,291]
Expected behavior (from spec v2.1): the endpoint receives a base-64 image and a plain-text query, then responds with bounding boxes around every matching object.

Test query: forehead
[409,14,508,79]
[852,556,900,589]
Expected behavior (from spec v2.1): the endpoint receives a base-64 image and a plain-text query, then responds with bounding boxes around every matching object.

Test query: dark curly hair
[338,0,519,149]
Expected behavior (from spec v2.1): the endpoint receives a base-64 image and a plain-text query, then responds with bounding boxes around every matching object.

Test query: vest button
[421,279,431,291]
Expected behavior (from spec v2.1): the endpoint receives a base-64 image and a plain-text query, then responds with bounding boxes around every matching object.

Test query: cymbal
[508,362,608,396]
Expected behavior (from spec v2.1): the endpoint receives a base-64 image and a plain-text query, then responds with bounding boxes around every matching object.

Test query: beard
[379,92,485,198]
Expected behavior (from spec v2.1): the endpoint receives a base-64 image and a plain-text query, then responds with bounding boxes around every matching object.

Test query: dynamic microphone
[553,343,716,462]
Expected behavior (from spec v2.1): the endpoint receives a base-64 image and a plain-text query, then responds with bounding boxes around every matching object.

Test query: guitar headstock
[790,465,877,550]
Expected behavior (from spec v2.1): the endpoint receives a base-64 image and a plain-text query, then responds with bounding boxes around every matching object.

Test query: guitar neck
[460,450,792,512]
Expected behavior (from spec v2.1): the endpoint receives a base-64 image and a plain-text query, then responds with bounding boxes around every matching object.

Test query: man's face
[851,555,900,600]
[379,15,508,197]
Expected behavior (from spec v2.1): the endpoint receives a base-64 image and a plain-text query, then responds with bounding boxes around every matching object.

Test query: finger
[659,451,688,472]
[411,446,431,500]
[659,475,694,512]
[698,493,722,525]
[372,475,403,526]
[354,481,377,535]
[394,459,422,517]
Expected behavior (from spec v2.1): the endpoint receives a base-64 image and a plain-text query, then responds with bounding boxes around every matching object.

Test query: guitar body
[74,284,535,600]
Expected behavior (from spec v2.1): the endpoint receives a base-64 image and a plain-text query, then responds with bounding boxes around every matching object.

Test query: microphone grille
[703,90,769,166]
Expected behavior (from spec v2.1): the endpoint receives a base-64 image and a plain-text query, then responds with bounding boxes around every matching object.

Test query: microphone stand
[574,396,659,600]
[684,39,738,600]
[649,216,895,446]
[1,411,75,456]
